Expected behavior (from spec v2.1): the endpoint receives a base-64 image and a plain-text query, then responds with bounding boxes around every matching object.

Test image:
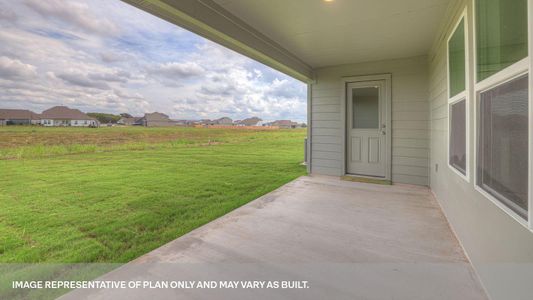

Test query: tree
[120,113,133,118]
[87,113,121,124]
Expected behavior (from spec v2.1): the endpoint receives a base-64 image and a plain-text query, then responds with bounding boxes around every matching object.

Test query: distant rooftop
[0,109,40,120]
[41,106,93,120]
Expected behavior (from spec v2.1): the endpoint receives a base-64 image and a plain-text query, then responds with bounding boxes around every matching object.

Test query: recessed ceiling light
[324,0,334,2]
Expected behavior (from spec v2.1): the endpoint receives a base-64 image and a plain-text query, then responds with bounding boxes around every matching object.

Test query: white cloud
[99,51,130,63]
[0,0,306,122]
[148,61,205,79]
[0,56,37,79]
[23,0,119,36]
[0,7,17,22]
[56,71,112,90]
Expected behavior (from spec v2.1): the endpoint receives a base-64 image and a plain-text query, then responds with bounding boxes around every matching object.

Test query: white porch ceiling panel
[215,0,450,68]
[122,0,449,82]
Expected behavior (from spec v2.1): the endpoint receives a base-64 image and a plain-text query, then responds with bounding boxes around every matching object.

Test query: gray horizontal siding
[392,138,429,148]
[313,151,342,160]
[313,136,342,144]
[392,147,429,158]
[311,88,339,98]
[311,166,340,176]
[313,128,341,136]
[312,112,340,121]
[392,156,429,168]
[392,101,429,112]
[312,96,339,105]
[312,120,341,129]
[313,158,341,169]
[392,174,428,186]
[392,120,430,130]
[392,111,429,121]
[310,56,429,185]
[312,104,340,113]
[312,143,342,153]
[393,129,429,139]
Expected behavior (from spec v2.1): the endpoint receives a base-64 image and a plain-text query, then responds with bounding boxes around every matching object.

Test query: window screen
[476,0,528,81]
[449,19,466,97]
[477,74,529,219]
[450,99,466,174]
[352,87,379,129]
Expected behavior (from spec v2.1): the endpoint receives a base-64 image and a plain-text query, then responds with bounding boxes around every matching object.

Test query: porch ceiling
[214,0,450,68]
[122,0,450,81]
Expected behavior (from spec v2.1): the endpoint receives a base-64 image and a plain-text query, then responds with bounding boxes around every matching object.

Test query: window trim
[447,10,470,182]
[472,0,532,228]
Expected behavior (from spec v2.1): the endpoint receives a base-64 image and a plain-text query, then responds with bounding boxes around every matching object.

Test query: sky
[0,0,307,122]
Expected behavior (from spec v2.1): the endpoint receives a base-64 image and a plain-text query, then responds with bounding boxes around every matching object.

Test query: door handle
[381,124,386,135]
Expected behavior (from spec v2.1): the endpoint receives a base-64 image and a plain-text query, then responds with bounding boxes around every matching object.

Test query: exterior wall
[53,120,69,126]
[429,0,533,299]
[310,56,430,186]
[41,119,95,127]
[70,120,93,127]
[41,119,60,127]
[7,119,31,125]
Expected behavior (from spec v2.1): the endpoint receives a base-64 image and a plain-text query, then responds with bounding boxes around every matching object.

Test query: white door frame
[340,74,392,180]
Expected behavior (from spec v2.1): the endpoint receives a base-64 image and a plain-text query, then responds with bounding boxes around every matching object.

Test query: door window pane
[449,19,466,97]
[450,99,466,174]
[476,0,528,81]
[352,87,379,129]
[477,74,528,219]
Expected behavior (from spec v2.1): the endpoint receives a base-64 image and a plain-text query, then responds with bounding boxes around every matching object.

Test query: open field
[0,126,306,263]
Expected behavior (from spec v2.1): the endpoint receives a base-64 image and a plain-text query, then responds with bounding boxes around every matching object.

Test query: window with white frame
[475,0,529,222]
[448,15,468,178]
[478,75,528,219]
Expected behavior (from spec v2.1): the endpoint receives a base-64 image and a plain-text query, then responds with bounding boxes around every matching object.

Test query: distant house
[214,117,233,125]
[137,112,176,127]
[40,106,98,127]
[117,117,142,126]
[0,109,41,125]
[268,120,298,129]
[173,119,196,126]
[237,117,262,126]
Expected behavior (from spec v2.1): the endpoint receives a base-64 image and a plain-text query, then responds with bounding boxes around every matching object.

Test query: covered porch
[63,176,487,299]
[104,0,533,298]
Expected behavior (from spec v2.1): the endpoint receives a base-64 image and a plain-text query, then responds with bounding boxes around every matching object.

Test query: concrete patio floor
[63,175,487,300]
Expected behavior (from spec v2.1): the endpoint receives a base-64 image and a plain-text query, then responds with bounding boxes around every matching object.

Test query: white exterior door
[346,80,388,178]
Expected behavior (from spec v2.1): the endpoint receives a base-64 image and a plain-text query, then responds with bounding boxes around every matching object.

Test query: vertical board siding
[310,56,430,185]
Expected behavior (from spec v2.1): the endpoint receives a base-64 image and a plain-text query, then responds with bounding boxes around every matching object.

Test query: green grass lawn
[0,126,307,263]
